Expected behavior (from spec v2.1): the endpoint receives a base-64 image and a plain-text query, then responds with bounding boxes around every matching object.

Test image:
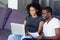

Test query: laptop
[11,23,25,35]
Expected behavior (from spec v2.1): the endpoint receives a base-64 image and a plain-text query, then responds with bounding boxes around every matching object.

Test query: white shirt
[43,17,60,37]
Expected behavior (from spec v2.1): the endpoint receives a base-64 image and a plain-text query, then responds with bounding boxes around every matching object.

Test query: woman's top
[25,16,44,33]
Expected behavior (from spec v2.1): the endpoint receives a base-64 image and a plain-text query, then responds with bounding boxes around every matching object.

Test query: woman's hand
[26,32,32,36]
[26,32,30,36]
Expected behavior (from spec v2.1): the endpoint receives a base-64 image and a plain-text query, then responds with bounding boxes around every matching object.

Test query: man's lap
[23,38,49,40]
[23,38,37,40]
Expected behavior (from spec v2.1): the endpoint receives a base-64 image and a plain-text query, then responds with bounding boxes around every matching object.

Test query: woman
[8,3,44,40]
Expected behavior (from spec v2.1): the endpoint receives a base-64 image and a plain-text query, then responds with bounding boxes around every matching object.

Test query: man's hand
[33,35,43,39]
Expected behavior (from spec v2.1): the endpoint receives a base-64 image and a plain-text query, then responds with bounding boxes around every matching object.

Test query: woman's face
[29,7,37,16]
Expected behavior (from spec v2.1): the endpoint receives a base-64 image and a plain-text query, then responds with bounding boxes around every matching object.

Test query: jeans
[8,34,32,40]
[23,38,49,40]
[23,38,37,40]
[8,34,22,40]
[8,34,49,40]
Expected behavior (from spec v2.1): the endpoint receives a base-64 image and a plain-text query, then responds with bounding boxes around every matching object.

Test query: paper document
[21,36,32,40]
[29,32,39,37]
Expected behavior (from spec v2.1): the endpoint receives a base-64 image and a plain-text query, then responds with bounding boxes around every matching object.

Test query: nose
[42,15,45,19]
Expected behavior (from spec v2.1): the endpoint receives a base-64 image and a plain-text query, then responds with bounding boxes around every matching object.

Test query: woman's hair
[26,3,42,16]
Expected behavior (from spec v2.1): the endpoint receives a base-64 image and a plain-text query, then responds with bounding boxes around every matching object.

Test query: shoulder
[52,17,60,22]
[25,15,30,19]
[52,17,60,28]
[25,16,31,21]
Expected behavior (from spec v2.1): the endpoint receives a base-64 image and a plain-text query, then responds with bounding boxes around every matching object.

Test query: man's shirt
[43,17,60,37]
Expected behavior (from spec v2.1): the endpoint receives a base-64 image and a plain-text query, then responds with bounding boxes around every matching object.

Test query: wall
[18,0,32,12]
[8,0,32,11]
[8,0,18,9]
[41,0,49,7]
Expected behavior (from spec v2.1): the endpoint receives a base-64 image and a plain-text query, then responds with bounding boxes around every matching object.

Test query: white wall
[8,0,18,9]
[8,0,32,10]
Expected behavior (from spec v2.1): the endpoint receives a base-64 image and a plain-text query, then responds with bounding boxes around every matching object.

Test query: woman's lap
[8,34,49,40]
[8,34,32,40]
[8,34,22,40]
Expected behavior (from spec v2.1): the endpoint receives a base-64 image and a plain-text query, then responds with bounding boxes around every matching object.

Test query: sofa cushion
[0,7,12,29]
[4,9,28,30]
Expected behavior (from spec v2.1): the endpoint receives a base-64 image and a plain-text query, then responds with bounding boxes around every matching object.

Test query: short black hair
[42,7,53,15]
[26,3,42,16]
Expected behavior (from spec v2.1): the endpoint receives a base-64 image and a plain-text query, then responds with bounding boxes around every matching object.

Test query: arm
[24,20,28,35]
[24,20,32,36]
[24,20,27,29]
[37,21,44,33]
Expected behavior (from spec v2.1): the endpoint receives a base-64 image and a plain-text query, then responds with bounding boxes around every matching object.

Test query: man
[41,7,60,40]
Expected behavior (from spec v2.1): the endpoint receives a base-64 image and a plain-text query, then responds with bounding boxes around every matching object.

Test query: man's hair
[42,7,53,15]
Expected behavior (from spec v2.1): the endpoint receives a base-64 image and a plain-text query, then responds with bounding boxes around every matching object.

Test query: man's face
[42,10,49,19]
